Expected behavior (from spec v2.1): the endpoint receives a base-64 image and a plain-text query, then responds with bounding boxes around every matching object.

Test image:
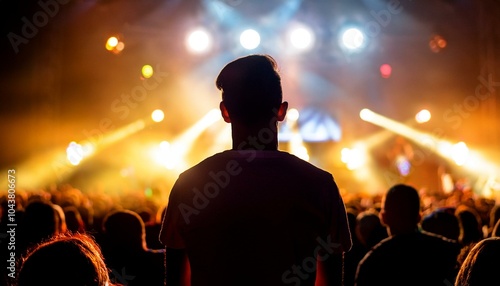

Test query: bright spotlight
[142,65,154,79]
[151,109,165,122]
[359,109,375,122]
[341,147,366,170]
[186,29,212,54]
[340,28,365,51]
[415,109,431,123]
[106,36,125,54]
[287,108,300,122]
[66,142,93,166]
[289,26,314,51]
[240,29,260,50]
[105,36,118,51]
[452,142,469,166]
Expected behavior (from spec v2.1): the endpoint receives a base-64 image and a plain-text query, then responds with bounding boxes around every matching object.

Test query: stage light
[359,108,375,121]
[341,147,366,170]
[380,64,392,78]
[152,140,178,170]
[287,108,299,122]
[240,29,260,50]
[186,28,212,54]
[151,109,164,123]
[66,142,94,166]
[105,36,118,51]
[289,25,314,52]
[451,142,469,166]
[340,28,365,51]
[142,65,154,79]
[415,109,431,123]
[395,155,411,176]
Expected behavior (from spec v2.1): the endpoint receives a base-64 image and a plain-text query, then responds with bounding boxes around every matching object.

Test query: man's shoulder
[181,150,332,178]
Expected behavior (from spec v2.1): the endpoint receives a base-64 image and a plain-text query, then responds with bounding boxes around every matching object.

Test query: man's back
[355,230,460,286]
[161,150,351,286]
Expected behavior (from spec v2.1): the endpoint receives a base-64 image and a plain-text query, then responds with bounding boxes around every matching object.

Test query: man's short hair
[216,54,283,124]
[383,184,421,218]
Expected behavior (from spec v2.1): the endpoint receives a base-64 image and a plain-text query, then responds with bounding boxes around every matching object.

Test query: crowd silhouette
[1,179,499,285]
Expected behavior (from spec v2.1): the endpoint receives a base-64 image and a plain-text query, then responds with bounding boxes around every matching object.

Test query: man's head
[380,184,421,235]
[216,54,287,126]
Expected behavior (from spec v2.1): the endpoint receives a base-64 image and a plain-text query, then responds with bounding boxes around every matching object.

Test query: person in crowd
[160,54,352,286]
[102,209,165,286]
[17,200,63,257]
[455,206,483,246]
[455,237,500,286]
[488,204,500,237]
[17,233,112,286]
[64,206,86,233]
[421,207,460,241]
[355,210,388,250]
[355,184,460,286]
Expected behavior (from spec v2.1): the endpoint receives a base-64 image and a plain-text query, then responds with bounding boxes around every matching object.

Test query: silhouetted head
[456,206,483,245]
[103,209,146,251]
[380,184,421,235]
[421,207,460,241]
[216,54,287,126]
[64,206,85,233]
[19,201,61,251]
[455,237,500,286]
[18,233,110,286]
[356,210,388,248]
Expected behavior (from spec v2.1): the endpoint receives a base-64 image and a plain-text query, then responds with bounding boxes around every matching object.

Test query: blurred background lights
[415,109,431,123]
[66,142,94,166]
[240,29,261,50]
[359,108,375,121]
[452,141,469,166]
[380,64,392,78]
[186,28,212,54]
[341,147,366,170]
[105,36,118,51]
[289,25,314,51]
[105,36,125,54]
[341,28,365,51]
[142,65,154,79]
[429,34,447,53]
[151,109,165,122]
[287,108,300,122]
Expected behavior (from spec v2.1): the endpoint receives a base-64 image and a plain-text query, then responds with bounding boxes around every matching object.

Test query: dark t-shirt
[355,231,460,286]
[160,150,352,286]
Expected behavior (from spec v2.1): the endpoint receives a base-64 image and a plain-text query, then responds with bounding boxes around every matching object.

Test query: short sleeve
[328,177,352,253]
[159,177,186,249]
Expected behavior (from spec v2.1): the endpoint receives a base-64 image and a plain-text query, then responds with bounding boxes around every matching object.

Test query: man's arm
[165,247,190,286]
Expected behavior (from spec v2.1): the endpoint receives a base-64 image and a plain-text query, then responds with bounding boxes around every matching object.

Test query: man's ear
[220,101,231,123]
[276,101,288,122]
[380,210,389,227]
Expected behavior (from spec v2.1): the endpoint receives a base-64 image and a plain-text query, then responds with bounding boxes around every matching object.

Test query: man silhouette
[355,184,460,286]
[160,54,352,286]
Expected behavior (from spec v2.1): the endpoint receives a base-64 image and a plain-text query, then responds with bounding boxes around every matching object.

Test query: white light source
[186,29,212,54]
[452,142,469,166]
[359,108,375,122]
[287,108,300,122]
[151,109,165,123]
[415,109,431,123]
[340,28,365,51]
[289,26,314,51]
[240,29,260,50]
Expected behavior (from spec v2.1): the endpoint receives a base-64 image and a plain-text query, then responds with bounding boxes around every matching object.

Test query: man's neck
[230,122,279,151]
